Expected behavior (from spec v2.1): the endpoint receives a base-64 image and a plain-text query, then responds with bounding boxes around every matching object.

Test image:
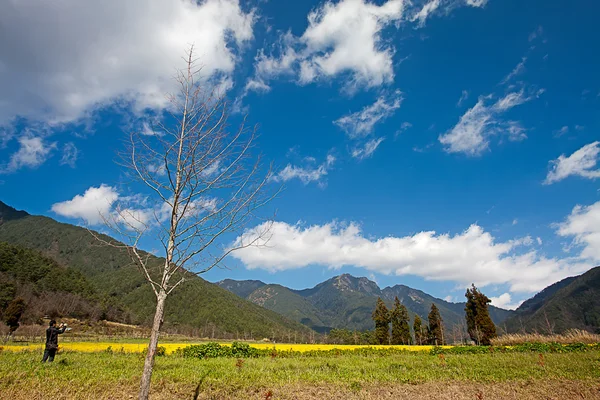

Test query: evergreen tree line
[371,284,497,346]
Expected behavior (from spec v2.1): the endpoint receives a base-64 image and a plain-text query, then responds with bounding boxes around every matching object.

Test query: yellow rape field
[2,342,450,354]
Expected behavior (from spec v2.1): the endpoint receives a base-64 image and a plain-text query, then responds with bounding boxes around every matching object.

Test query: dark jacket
[45,326,66,350]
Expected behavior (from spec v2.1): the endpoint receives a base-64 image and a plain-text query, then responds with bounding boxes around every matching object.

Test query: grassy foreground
[1,349,600,399]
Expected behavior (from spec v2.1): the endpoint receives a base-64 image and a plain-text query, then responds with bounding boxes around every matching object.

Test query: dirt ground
[3,380,600,399]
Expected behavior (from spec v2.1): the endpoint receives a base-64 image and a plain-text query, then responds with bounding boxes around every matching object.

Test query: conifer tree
[428,303,445,345]
[3,297,26,334]
[390,297,412,344]
[413,314,426,345]
[372,297,390,345]
[465,284,497,345]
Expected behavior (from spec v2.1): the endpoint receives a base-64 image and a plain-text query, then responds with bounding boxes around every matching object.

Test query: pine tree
[3,297,26,334]
[372,297,390,345]
[465,284,497,345]
[390,297,412,345]
[413,314,426,345]
[428,303,445,345]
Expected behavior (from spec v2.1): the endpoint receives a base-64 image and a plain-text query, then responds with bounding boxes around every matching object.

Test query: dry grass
[492,329,600,346]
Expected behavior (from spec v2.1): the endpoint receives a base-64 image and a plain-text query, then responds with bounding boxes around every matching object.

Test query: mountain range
[1,199,598,337]
[218,274,515,333]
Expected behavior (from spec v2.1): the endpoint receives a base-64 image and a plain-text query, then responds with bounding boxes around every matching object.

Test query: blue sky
[1,0,599,310]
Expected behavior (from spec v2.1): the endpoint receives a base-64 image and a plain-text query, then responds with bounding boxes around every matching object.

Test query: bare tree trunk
[139,290,167,400]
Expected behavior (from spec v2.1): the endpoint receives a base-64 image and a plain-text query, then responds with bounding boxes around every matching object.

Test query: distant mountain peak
[332,274,380,295]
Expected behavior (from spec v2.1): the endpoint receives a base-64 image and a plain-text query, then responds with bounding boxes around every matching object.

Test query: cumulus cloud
[544,142,600,184]
[439,90,536,155]
[4,137,56,172]
[51,185,120,225]
[231,220,591,293]
[490,293,522,310]
[351,137,385,160]
[249,0,404,92]
[52,184,217,228]
[557,201,600,262]
[270,155,336,185]
[334,92,403,138]
[0,0,254,125]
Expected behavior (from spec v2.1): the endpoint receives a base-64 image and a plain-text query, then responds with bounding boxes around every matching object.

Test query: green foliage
[428,304,445,345]
[465,284,497,345]
[182,342,265,358]
[3,297,26,333]
[430,342,600,355]
[390,297,412,345]
[327,328,374,345]
[372,297,390,344]
[141,346,166,357]
[413,315,426,345]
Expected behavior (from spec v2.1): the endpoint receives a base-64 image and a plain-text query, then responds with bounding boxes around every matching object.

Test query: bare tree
[94,48,274,400]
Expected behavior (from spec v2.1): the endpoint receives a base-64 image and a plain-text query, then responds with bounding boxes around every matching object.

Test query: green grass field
[1,347,600,399]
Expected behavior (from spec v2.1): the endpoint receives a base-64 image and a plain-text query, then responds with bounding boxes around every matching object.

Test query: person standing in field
[41,320,67,363]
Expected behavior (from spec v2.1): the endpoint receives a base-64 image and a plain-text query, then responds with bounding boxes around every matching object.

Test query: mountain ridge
[217,272,514,333]
[504,267,600,333]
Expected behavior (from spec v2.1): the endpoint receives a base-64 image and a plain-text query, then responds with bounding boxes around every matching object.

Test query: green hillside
[0,241,103,321]
[218,274,514,333]
[504,267,600,334]
[247,284,330,333]
[0,201,313,340]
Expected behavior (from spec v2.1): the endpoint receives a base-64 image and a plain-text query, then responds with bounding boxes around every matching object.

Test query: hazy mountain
[0,201,313,340]
[504,267,600,334]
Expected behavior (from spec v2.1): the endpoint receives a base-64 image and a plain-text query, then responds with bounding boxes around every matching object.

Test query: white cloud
[457,90,469,107]
[443,295,454,303]
[506,121,527,142]
[557,201,600,262]
[466,0,488,7]
[490,293,522,310]
[351,137,385,160]
[60,142,79,168]
[250,0,404,91]
[553,126,569,138]
[500,57,527,85]
[270,155,336,185]
[512,219,518,225]
[51,184,119,225]
[231,220,591,293]
[334,93,402,138]
[0,0,254,125]
[4,136,56,172]
[52,184,217,228]
[439,91,535,156]
[493,89,528,111]
[410,0,441,27]
[544,142,600,184]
